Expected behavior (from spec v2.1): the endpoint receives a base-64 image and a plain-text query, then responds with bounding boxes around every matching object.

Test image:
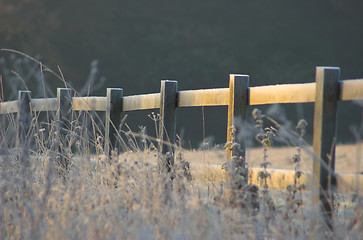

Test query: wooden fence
[1,66,363,228]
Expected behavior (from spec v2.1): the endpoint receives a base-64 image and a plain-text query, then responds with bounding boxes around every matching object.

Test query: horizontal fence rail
[0,100,18,114]
[123,93,160,111]
[32,98,57,112]
[1,79,363,114]
[1,66,363,230]
[250,82,316,104]
[73,96,107,111]
[178,88,229,107]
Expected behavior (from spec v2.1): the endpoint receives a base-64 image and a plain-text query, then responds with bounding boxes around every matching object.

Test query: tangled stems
[287,119,308,208]
[252,109,277,190]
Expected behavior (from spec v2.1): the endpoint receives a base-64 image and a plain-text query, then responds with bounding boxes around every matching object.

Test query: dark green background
[1,0,363,147]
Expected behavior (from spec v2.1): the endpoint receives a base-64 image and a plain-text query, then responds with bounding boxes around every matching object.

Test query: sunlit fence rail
[1,66,363,226]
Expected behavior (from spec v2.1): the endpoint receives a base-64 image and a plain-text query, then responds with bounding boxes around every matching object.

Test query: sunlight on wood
[123,93,160,111]
[340,79,363,101]
[72,96,107,111]
[178,88,229,107]
[250,83,316,105]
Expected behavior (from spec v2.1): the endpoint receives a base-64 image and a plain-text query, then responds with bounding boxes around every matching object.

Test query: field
[0,140,362,239]
[181,144,363,173]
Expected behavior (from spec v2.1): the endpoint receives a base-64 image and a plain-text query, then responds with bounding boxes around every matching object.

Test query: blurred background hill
[1,0,363,147]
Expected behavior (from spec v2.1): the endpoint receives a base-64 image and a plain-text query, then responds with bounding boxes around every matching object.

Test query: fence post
[312,66,340,231]
[159,80,178,172]
[18,90,32,148]
[57,88,73,172]
[105,88,123,156]
[226,74,249,186]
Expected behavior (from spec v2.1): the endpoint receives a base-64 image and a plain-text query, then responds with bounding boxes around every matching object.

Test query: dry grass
[0,53,362,239]
[180,143,363,174]
[0,101,362,240]
[0,144,362,239]
[0,105,362,240]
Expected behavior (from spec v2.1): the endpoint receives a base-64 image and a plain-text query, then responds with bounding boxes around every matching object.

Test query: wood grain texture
[312,67,340,230]
[17,91,32,147]
[31,98,57,111]
[105,88,123,155]
[250,82,316,105]
[57,88,73,172]
[159,81,178,172]
[57,88,73,125]
[178,88,229,107]
[226,74,249,187]
[2,78,363,115]
[0,100,19,114]
[340,79,363,101]
[123,93,160,111]
[72,97,107,111]
[226,74,249,160]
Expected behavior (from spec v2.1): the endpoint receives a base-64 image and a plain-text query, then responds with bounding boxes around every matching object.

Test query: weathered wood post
[105,88,123,156]
[312,67,340,231]
[57,88,73,172]
[159,80,178,172]
[226,74,249,186]
[17,90,32,148]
